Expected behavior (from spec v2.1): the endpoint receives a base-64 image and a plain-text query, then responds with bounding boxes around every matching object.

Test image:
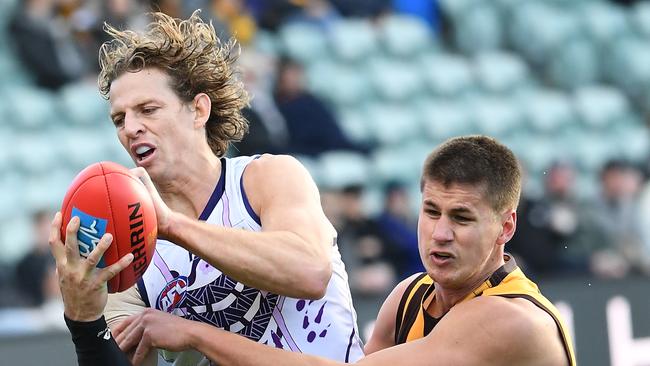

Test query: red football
[60,161,157,293]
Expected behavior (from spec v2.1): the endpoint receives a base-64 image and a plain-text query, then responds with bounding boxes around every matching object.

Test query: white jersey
[137,156,364,365]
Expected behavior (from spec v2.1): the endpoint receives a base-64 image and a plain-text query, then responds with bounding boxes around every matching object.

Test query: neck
[155,152,222,219]
[429,252,505,316]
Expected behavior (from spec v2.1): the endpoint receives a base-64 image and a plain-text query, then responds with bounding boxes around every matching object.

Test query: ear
[192,93,211,128]
[496,210,517,246]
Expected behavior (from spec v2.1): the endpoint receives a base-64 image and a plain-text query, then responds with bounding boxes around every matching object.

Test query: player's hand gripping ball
[60,162,157,293]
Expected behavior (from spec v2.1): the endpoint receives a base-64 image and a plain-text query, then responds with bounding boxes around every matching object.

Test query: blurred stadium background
[1,0,650,365]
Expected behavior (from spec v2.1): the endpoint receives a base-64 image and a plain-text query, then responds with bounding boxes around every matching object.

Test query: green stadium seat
[631,2,650,39]
[13,133,62,175]
[578,1,630,47]
[0,47,30,85]
[378,14,435,58]
[306,60,371,108]
[278,22,328,65]
[251,30,280,57]
[604,37,650,98]
[59,81,109,126]
[520,89,576,134]
[473,51,530,94]
[513,134,563,176]
[610,123,650,163]
[0,127,13,173]
[573,86,630,130]
[24,169,72,212]
[329,19,378,63]
[0,0,17,27]
[367,56,423,101]
[0,214,32,263]
[419,52,474,97]
[547,39,600,90]
[317,151,370,189]
[470,96,523,138]
[364,102,421,146]
[57,129,113,172]
[417,97,474,141]
[570,132,616,173]
[454,4,503,55]
[337,107,372,145]
[3,87,60,129]
[438,0,480,19]
[371,143,429,187]
[509,2,582,64]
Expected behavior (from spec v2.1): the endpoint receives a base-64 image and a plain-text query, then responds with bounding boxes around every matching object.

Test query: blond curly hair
[98,10,250,157]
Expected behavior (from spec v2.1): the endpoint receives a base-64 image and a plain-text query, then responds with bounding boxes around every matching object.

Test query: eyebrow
[110,99,160,120]
[423,200,474,215]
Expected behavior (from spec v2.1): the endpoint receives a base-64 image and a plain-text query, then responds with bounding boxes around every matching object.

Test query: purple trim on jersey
[199,157,227,221]
[222,191,232,227]
[345,327,356,363]
[153,250,174,283]
[136,278,151,308]
[240,155,262,226]
[240,175,261,225]
[272,306,302,352]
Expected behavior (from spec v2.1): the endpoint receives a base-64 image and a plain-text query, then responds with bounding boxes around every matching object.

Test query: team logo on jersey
[156,276,188,313]
[72,207,107,267]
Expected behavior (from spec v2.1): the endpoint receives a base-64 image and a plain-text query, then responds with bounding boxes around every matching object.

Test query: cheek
[117,130,128,147]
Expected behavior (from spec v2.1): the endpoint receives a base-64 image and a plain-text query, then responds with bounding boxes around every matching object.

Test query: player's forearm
[191,323,344,366]
[65,315,133,366]
[166,212,332,299]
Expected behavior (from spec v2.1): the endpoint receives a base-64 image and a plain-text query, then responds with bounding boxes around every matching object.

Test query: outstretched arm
[134,155,334,299]
[115,296,569,366]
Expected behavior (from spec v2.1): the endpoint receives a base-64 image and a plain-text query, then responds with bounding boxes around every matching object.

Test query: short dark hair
[421,135,522,213]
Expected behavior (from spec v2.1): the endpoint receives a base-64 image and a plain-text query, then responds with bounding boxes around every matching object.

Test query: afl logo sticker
[156,276,188,313]
[72,207,107,267]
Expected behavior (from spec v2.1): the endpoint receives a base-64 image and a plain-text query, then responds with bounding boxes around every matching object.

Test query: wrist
[162,210,182,243]
[64,307,104,323]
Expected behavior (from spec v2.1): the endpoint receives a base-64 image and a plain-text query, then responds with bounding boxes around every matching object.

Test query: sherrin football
[60,162,157,293]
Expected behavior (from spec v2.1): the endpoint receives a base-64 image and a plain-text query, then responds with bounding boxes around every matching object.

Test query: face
[109,68,206,182]
[417,180,514,290]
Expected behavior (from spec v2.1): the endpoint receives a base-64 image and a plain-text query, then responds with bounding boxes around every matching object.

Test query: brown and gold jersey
[394,256,576,366]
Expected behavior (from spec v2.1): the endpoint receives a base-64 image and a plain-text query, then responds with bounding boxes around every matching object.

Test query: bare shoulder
[243,154,319,208]
[435,296,569,365]
[245,154,309,181]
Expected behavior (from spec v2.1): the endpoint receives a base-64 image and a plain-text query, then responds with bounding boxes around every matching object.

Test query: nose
[123,113,145,138]
[432,215,454,244]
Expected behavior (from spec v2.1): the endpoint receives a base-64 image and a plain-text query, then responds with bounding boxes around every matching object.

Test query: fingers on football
[64,216,81,264]
[83,233,113,270]
[98,252,133,283]
[49,212,65,261]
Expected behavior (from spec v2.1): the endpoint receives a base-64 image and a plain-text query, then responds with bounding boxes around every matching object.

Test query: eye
[424,209,440,218]
[142,106,158,115]
[454,215,472,224]
[112,116,124,127]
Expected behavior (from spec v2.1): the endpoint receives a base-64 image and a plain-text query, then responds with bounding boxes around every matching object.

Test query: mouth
[131,143,156,164]
[430,251,455,263]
